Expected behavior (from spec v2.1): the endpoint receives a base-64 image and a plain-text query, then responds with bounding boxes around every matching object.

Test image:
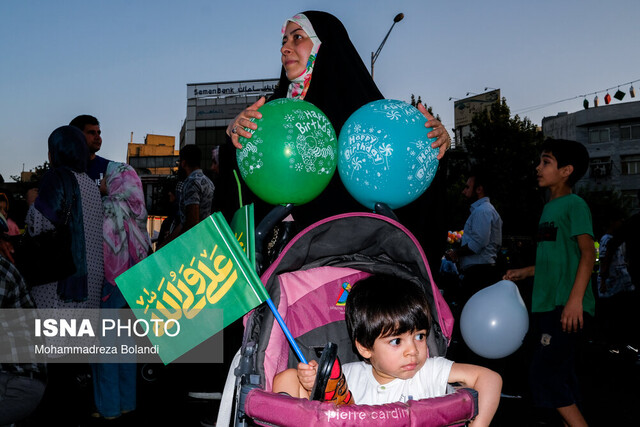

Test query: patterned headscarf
[282,13,322,100]
[272,11,383,134]
[269,11,384,226]
[102,162,151,301]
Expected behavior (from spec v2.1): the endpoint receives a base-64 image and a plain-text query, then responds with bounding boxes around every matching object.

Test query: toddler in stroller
[218,213,501,426]
[273,274,501,426]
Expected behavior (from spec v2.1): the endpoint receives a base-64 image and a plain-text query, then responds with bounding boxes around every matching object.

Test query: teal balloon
[237,98,337,205]
[460,280,529,359]
[338,99,439,210]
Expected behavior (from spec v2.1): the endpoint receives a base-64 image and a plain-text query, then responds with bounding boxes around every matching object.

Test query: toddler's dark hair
[541,138,589,186]
[345,274,431,351]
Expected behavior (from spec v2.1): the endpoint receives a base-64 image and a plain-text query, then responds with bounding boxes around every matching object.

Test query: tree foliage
[577,185,630,240]
[409,94,440,121]
[447,97,545,237]
[437,96,630,265]
[9,161,50,183]
[32,161,51,180]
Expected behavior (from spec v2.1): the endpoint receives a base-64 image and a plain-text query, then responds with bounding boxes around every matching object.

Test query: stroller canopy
[246,213,454,391]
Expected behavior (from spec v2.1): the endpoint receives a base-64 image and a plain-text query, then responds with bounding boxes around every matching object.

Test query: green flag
[116,212,268,364]
[229,203,255,268]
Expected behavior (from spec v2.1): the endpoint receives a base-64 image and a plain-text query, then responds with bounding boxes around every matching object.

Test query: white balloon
[460,280,529,359]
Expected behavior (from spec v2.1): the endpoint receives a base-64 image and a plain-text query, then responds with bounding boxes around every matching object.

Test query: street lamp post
[370,13,404,80]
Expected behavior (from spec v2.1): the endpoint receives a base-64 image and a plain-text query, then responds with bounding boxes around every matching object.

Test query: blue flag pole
[265,298,308,364]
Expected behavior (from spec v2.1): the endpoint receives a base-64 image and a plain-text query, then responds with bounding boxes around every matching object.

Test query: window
[622,190,640,211]
[620,124,640,141]
[196,128,227,169]
[588,128,610,143]
[129,157,144,169]
[589,157,611,178]
[129,156,178,170]
[621,155,640,175]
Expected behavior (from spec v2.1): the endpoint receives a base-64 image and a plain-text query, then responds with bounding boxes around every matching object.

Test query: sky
[1,0,639,181]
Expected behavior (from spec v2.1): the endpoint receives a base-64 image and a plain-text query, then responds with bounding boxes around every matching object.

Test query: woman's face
[281,21,313,80]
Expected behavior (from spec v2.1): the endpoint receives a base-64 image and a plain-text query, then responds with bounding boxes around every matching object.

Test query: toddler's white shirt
[342,357,454,405]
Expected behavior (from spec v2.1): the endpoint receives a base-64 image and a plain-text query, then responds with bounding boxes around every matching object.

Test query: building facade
[126,133,179,220]
[182,79,279,169]
[542,100,640,211]
[127,134,178,176]
[452,90,501,149]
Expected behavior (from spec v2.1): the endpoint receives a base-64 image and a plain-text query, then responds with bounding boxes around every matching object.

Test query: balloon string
[233,170,243,208]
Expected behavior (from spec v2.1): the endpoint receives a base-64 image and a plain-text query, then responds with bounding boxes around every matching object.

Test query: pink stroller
[217,213,478,426]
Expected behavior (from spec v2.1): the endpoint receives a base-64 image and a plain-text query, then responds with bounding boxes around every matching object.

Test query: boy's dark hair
[345,274,431,351]
[180,144,202,168]
[69,115,100,131]
[540,138,589,186]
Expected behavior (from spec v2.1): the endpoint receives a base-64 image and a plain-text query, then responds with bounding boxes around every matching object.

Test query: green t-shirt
[532,194,595,316]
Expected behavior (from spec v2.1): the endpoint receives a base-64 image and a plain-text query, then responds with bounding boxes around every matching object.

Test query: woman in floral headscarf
[92,162,151,420]
[101,162,151,305]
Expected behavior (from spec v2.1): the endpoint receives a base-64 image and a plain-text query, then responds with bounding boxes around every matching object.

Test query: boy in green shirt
[505,138,595,427]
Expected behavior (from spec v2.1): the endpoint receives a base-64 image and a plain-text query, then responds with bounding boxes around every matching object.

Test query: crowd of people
[0,9,638,427]
[0,113,219,425]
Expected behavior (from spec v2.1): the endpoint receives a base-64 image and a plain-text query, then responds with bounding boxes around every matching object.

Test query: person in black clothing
[225,11,451,270]
[0,217,47,425]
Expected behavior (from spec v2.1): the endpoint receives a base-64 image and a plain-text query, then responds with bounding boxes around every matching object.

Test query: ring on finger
[231,126,238,134]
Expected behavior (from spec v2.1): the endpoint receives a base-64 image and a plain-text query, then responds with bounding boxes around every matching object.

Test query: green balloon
[237,98,337,205]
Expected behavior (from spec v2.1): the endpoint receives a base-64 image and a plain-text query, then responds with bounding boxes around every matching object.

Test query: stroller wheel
[140,363,162,382]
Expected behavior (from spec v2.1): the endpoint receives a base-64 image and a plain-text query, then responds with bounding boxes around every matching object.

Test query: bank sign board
[188,79,279,100]
[453,89,501,128]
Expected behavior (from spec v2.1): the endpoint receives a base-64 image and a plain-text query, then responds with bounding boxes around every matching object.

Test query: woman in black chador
[225,11,451,264]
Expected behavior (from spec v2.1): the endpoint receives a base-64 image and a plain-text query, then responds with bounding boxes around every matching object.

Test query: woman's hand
[417,103,451,160]
[226,97,266,149]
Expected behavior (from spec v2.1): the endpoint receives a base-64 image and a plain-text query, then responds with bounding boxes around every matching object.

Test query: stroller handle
[255,204,294,274]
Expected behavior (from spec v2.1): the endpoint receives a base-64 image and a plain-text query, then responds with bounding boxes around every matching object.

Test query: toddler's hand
[297,360,318,392]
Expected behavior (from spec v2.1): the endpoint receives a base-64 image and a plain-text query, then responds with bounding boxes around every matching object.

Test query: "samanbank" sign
[188,79,279,99]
